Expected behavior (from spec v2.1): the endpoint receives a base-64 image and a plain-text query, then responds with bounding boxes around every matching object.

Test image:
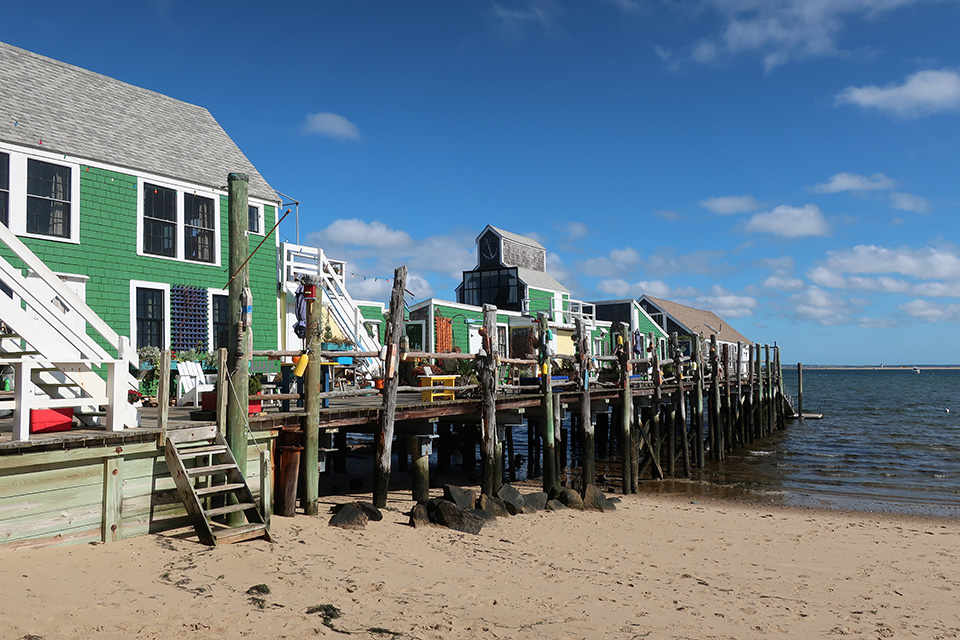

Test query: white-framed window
[137,177,220,265]
[208,288,230,351]
[0,144,81,243]
[248,203,263,235]
[130,280,170,350]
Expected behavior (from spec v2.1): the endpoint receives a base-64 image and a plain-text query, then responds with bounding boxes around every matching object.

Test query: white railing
[521,296,596,327]
[281,243,382,376]
[0,224,139,440]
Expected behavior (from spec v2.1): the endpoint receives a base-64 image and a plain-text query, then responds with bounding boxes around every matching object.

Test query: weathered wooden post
[721,343,732,452]
[227,173,250,526]
[479,304,499,496]
[746,343,755,443]
[692,337,705,469]
[754,343,763,438]
[672,335,690,477]
[798,362,804,420]
[616,325,634,493]
[765,344,773,436]
[709,335,721,460]
[301,274,322,516]
[538,313,558,494]
[156,350,171,441]
[217,348,228,435]
[373,266,407,509]
[574,317,594,492]
[735,341,744,446]
[650,332,663,479]
[553,393,564,486]
[410,435,431,502]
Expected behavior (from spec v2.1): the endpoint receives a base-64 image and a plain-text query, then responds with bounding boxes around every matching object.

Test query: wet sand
[2,489,958,639]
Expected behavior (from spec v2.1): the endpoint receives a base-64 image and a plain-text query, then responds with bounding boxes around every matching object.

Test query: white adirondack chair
[176,360,216,407]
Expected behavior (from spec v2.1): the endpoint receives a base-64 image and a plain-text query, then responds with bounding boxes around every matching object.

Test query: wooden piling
[709,335,721,461]
[672,335,690,478]
[798,362,804,420]
[746,344,755,443]
[650,333,663,478]
[538,313,558,494]
[692,338,705,469]
[226,173,250,525]
[301,275,322,516]
[722,343,732,454]
[553,393,564,487]
[617,325,634,493]
[373,265,407,509]
[479,304,499,496]
[410,436,430,502]
[156,350,171,441]
[575,317,595,492]
[765,344,773,436]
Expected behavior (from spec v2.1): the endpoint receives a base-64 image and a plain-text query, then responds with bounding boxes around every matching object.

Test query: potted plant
[200,375,264,414]
[321,330,355,365]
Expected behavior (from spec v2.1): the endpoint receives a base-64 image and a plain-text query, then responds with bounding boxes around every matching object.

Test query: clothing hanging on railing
[632,329,643,356]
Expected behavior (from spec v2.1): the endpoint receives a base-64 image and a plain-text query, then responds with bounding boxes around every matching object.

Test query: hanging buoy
[293,353,309,377]
[541,363,549,375]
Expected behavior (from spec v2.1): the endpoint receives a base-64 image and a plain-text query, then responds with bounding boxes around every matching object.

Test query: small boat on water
[913,366,921,374]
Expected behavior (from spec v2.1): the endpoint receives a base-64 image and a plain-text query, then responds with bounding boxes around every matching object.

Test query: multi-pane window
[212,294,229,350]
[136,287,165,349]
[460,267,520,310]
[26,159,71,238]
[248,205,260,234]
[143,183,177,257]
[184,193,215,263]
[0,152,8,227]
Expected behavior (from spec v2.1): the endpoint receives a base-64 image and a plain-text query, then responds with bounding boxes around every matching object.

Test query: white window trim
[208,287,229,352]
[248,202,265,236]
[136,176,221,266]
[130,280,170,351]
[0,144,81,244]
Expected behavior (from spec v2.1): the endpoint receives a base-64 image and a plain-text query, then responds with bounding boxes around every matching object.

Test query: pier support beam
[373,266,407,509]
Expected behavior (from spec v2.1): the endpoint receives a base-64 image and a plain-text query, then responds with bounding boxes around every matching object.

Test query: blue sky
[4,0,960,365]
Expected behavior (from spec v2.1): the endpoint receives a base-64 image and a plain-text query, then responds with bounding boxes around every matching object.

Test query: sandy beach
[3,488,958,640]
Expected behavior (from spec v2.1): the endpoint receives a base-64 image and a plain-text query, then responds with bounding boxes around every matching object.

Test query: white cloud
[900,299,960,323]
[699,194,761,214]
[758,255,795,274]
[891,192,931,213]
[596,279,673,299]
[790,286,856,326]
[745,204,830,237]
[652,43,672,62]
[836,69,960,117]
[809,172,894,193]
[313,219,411,249]
[815,245,960,280]
[546,252,574,286]
[644,249,727,276]
[693,286,758,319]
[762,275,805,291]
[562,222,589,239]
[302,112,362,141]
[691,0,925,70]
[580,247,641,276]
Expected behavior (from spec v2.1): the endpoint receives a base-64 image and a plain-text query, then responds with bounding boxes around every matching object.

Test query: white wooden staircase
[0,224,140,441]
[282,243,382,377]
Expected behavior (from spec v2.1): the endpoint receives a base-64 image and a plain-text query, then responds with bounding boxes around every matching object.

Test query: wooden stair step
[212,523,269,545]
[204,502,257,518]
[0,333,20,339]
[0,350,40,357]
[178,445,229,459]
[186,463,237,477]
[195,482,246,497]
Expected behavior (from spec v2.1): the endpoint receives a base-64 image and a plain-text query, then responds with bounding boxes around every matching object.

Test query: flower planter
[321,342,354,365]
[201,392,262,415]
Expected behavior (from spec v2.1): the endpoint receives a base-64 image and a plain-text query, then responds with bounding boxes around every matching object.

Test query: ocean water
[652,368,960,518]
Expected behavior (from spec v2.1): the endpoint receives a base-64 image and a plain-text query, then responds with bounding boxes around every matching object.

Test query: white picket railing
[0,223,140,441]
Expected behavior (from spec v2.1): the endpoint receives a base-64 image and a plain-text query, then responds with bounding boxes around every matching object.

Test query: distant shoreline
[796,365,960,370]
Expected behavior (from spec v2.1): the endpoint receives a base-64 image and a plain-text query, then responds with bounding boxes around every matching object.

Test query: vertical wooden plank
[709,335,721,460]
[373,266,407,508]
[12,361,32,442]
[673,334,690,477]
[216,348,228,435]
[617,324,633,493]
[102,456,123,543]
[156,350,171,441]
[260,448,272,530]
[765,344,773,436]
[722,343,731,452]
